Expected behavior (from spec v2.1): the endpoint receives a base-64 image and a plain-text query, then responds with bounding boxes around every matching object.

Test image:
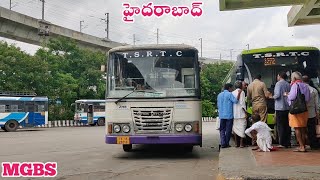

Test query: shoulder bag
[289,84,307,114]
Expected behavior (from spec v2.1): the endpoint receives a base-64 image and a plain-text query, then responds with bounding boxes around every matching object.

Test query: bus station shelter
[219,0,320,26]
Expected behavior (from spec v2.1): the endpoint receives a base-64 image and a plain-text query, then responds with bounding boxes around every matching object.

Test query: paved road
[0,122,219,180]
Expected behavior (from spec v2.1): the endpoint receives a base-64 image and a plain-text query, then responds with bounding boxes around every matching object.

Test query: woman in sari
[287,72,310,152]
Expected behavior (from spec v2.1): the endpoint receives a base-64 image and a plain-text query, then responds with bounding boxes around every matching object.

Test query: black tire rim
[9,123,16,129]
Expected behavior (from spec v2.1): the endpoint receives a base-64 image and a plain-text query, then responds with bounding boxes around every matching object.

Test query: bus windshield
[107,49,200,98]
[242,50,320,90]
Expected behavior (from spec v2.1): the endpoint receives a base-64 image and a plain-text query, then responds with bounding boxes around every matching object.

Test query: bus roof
[108,44,198,53]
[0,96,48,101]
[75,99,105,103]
[241,46,319,55]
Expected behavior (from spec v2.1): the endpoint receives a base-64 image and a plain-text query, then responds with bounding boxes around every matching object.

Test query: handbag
[289,84,308,114]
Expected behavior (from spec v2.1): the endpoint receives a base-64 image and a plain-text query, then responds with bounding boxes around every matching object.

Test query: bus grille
[132,108,172,133]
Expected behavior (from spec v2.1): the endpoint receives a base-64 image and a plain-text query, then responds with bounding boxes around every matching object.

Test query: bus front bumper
[105,134,202,145]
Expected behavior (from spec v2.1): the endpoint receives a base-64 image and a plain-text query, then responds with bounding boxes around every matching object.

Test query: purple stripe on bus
[105,135,202,145]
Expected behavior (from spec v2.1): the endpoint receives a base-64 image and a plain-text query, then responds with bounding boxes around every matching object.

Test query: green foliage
[200,62,233,117]
[1,38,233,120]
[0,37,106,120]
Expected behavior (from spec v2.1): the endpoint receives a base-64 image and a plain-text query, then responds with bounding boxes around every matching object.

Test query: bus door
[24,102,35,127]
[87,104,94,124]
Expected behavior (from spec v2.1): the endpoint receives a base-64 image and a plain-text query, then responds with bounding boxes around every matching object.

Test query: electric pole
[157,28,159,44]
[40,0,45,20]
[246,44,250,50]
[100,13,110,39]
[106,13,109,39]
[133,34,136,45]
[10,0,12,10]
[220,53,222,61]
[199,38,202,57]
[80,20,84,32]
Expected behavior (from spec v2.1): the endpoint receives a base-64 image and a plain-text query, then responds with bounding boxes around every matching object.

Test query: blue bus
[0,93,48,132]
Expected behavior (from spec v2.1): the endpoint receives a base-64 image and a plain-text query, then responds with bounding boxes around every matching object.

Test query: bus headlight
[122,125,130,133]
[184,124,192,132]
[175,124,183,132]
[113,125,121,133]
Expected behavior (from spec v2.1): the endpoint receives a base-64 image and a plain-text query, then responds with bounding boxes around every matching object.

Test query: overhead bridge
[219,0,320,27]
[0,6,125,52]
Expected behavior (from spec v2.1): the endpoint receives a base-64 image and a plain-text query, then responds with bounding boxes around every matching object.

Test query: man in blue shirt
[270,72,291,148]
[218,83,241,148]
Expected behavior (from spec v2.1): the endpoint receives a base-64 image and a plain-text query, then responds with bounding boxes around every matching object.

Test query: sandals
[293,149,307,152]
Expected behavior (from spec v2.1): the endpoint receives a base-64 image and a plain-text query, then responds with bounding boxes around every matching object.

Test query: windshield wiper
[114,89,156,104]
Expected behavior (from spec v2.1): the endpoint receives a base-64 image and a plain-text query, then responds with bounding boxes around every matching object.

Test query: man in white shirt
[232,81,246,148]
[245,113,273,152]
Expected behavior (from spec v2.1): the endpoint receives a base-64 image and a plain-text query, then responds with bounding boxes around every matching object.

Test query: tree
[200,62,234,117]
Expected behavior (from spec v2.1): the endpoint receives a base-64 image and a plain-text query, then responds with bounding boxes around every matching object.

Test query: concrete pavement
[0,122,219,180]
[218,146,320,180]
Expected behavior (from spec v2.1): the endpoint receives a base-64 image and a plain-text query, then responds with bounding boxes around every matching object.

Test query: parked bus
[0,92,48,132]
[224,46,320,137]
[105,44,201,152]
[74,99,105,126]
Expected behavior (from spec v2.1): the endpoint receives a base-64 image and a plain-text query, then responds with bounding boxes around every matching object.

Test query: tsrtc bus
[0,92,48,132]
[105,44,201,152]
[74,99,106,126]
[224,46,320,136]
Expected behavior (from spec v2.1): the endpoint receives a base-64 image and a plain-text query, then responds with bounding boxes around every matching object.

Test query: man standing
[303,75,320,149]
[247,75,270,122]
[271,72,291,148]
[232,81,247,148]
[217,83,241,148]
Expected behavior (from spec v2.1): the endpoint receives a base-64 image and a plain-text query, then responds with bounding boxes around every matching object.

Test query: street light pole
[246,44,250,50]
[40,0,45,20]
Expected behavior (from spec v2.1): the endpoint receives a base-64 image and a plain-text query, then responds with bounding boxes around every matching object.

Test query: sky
[0,0,320,60]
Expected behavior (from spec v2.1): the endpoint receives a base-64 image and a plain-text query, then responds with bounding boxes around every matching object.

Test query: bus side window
[10,105,18,112]
[0,105,5,113]
[25,102,35,112]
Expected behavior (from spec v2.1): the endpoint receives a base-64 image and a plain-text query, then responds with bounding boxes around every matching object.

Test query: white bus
[105,44,202,152]
[74,99,105,126]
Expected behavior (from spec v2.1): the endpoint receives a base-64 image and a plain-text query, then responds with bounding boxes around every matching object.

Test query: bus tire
[4,120,19,132]
[97,118,105,126]
[123,144,132,152]
[184,146,193,152]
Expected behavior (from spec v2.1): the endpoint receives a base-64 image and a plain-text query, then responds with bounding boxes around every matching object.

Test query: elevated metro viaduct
[0,6,125,52]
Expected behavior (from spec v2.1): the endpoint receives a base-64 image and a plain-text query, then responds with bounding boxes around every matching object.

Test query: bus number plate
[116,136,130,144]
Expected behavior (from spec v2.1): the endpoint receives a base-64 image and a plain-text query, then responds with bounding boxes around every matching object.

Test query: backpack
[289,84,307,114]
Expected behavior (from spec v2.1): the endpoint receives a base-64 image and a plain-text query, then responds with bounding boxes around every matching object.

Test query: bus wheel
[97,118,105,126]
[4,120,19,132]
[123,144,133,152]
[184,146,193,153]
